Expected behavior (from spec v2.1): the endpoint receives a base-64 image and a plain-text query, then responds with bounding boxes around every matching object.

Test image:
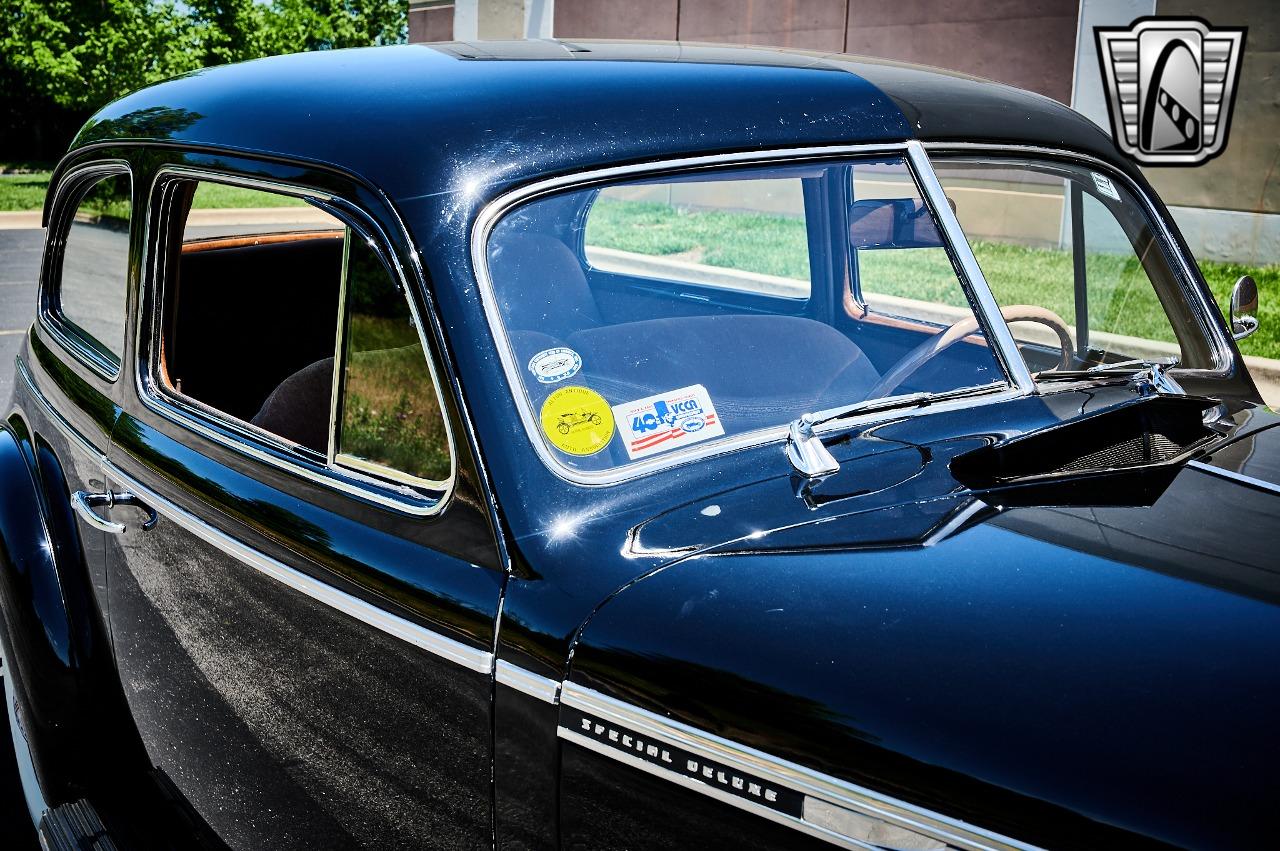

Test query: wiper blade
[803,383,1006,431]
[785,384,1004,478]
[1035,356,1180,381]
[1087,356,1179,373]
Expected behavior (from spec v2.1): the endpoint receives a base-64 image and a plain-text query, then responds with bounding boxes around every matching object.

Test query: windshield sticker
[528,347,582,384]
[540,386,615,456]
[613,384,725,460]
[1091,172,1121,201]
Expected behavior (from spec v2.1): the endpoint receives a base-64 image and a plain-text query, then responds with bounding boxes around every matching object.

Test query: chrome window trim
[471,141,1029,487]
[18,353,492,675]
[1187,459,1280,495]
[136,166,458,516]
[921,142,1235,380]
[560,681,1041,851]
[906,141,1037,395]
[495,660,561,703]
[37,160,133,383]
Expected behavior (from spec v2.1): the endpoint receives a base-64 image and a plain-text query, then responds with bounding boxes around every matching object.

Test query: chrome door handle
[71,490,158,534]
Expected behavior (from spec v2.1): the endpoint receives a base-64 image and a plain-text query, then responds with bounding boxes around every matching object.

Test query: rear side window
[52,170,132,373]
[151,178,451,495]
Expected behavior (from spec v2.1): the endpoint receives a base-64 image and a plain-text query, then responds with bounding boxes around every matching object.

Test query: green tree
[1,0,201,112]
[1,0,408,161]
[262,0,408,53]
[187,0,270,66]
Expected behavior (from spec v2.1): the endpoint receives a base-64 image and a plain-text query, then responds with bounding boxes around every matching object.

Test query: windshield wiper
[1036,356,1185,395]
[1035,356,1180,380]
[786,384,1003,478]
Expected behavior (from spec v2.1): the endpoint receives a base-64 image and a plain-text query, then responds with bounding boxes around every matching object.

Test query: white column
[453,0,479,40]
[1069,0,1157,133]
[525,0,554,39]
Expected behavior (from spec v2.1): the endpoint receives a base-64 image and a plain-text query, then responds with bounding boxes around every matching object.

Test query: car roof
[66,40,1131,204]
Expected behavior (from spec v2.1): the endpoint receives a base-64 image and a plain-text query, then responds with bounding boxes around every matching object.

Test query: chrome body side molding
[559,682,1041,851]
[495,660,561,703]
[17,355,494,676]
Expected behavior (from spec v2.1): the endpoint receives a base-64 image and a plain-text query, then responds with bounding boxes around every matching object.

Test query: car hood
[567,405,1280,849]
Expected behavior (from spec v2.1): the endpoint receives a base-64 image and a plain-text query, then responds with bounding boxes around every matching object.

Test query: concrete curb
[0,207,330,230]
[0,212,41,230]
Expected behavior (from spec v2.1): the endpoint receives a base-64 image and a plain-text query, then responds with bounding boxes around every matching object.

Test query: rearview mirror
[1229,274,1259,341]
[849,198,944,250]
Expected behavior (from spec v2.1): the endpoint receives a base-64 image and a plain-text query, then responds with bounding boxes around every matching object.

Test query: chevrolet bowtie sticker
[1095,17,1246,166]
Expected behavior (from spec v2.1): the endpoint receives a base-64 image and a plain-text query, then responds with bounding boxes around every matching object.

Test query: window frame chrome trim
[560,681,1041,851]
[1187,459,1280,495]
[471,141,1028,487]
[136,165,458,516]
[920,142,1235,381]
[19,350,491,672]
[906,141,1038,395]
[37,159,133,383]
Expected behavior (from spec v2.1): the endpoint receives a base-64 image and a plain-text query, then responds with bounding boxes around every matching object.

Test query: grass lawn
[0,171,53,212]
[0,169,305,213]
[587,199,1280,361]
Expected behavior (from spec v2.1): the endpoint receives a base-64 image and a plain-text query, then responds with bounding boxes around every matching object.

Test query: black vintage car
[1,40,1276,851]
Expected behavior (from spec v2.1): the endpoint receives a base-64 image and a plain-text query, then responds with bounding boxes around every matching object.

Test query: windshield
[484,156,1009,475]
[928,157,1217,376]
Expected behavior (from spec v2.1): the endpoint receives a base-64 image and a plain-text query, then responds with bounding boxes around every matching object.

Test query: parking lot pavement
[0,229,41,847]
[0,229,41,406]
[0,678,39,847]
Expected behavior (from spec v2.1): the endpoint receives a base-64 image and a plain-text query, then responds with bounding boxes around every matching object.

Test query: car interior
[488,169,1011,468]
[156,181,344,454]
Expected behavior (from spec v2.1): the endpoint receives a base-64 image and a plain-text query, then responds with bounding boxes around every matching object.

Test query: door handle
[71,490,158,534]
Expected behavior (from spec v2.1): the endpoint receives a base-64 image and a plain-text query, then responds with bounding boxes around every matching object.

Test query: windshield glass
[929,157,1217,375]
[484,156,1008,475]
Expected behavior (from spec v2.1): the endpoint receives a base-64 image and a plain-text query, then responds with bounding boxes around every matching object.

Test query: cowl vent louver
[951,395,1218,491]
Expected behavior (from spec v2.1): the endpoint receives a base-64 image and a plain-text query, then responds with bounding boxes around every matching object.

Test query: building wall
[552,0,1076,102]
[409,0,456,42]
[1145,0,1279,216]
[409,0,1278,262]
[844,1,1079,105]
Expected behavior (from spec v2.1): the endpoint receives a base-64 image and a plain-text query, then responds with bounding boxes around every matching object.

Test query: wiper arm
[1036,356,1180,380]
[1036,356,1185,395]
[786,385,1001,478]
[1088,355,1179,373]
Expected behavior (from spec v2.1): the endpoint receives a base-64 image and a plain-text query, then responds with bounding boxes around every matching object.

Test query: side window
[335,239,450,484]
[849,160,962,326]
[584,175,811,299]
[154,177,450,493]
[52,170,132,372]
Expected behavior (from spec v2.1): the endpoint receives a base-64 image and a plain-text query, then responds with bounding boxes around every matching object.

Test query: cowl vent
[951,395,1219,491]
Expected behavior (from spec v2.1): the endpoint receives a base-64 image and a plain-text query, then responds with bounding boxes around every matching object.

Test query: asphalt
[0,227,43,847]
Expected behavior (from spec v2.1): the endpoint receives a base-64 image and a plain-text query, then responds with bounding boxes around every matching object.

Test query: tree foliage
[0,0,408,159]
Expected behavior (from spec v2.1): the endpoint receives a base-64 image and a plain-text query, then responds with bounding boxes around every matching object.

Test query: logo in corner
[1095,17,1246,166]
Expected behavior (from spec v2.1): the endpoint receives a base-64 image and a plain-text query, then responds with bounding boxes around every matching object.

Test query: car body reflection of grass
[341,315,449,483]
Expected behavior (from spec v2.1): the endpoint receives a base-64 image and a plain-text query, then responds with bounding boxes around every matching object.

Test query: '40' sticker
[612,384,725,460]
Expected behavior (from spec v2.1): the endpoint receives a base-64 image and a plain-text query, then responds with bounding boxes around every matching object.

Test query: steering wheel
[864,305,1074,400]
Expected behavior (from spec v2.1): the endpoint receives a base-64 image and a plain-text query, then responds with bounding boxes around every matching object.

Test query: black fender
[0,417,124,807]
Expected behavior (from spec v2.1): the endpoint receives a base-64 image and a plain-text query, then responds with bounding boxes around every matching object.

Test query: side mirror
[1229,275,1259,341]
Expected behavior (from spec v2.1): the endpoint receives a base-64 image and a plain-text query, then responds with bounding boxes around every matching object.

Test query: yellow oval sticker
[540,386,615,456]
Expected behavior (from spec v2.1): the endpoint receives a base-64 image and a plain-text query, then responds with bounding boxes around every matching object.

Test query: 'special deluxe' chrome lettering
[565,708,799,816]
